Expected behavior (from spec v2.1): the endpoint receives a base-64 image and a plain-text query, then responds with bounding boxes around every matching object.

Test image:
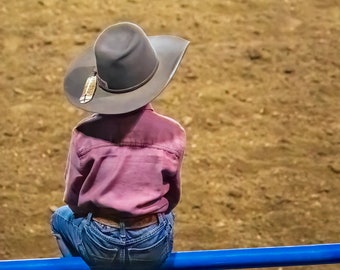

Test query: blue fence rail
[1,243,340,269]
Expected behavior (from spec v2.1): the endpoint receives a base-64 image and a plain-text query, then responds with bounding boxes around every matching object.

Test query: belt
[92,214,158,229]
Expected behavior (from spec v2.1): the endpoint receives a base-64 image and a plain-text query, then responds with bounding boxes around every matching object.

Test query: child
[50,22,189,270]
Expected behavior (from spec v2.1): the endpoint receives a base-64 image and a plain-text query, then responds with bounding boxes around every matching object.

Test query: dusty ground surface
[0,0,340,269]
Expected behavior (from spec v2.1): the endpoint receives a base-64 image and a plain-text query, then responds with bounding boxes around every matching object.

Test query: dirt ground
[0,0,340,269]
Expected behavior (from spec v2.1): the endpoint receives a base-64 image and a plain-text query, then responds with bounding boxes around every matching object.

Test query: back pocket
[127,234,171,269]
[80,223,120,265]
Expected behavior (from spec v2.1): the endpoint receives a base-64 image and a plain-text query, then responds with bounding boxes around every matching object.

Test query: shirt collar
[143,103,154,111]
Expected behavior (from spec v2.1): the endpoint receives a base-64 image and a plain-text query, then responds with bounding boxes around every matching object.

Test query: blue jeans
[50,206,174,270]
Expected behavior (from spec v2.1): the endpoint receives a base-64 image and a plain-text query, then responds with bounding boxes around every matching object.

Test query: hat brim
[64,35,189,114]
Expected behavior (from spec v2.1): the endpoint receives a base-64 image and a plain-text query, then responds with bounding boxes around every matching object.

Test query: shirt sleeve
[164,128,186,213]
[63,130,86,212]
[165,155,184,213]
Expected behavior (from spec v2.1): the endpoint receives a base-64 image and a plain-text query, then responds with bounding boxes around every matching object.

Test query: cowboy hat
[64,22,189,114]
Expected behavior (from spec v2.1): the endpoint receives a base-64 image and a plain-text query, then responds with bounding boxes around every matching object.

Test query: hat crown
[94,23,158,92]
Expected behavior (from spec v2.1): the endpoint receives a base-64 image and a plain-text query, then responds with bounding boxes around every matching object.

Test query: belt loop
[86,212,93,225]
[119,222,126,241]
[157,213,164,224]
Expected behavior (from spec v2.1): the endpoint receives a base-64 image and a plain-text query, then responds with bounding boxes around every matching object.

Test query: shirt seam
[77,142,181,159]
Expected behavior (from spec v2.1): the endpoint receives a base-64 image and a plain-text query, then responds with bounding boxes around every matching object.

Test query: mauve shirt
[63,104,186,217]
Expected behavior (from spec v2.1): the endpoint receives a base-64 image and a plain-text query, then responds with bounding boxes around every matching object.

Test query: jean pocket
[127,234,171,269]
[80,229,119,265]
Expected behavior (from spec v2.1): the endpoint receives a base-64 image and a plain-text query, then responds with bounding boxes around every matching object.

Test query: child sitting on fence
[50,22,189,270]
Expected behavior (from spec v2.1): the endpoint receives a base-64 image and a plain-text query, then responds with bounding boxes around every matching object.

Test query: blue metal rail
[1,243,340,269]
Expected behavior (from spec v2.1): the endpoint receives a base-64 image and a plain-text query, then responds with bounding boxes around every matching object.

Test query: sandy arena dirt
[0,1,340,269]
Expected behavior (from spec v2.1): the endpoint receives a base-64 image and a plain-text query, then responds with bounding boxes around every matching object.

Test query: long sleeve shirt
[63,104,186,217]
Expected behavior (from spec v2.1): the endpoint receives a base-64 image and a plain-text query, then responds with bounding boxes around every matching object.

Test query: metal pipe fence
[1,243,340,270]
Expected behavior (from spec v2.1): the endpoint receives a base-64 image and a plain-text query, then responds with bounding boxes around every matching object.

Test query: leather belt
[92,214,158,229]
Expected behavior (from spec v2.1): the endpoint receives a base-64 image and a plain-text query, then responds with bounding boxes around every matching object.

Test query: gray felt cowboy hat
[64,22,189,114]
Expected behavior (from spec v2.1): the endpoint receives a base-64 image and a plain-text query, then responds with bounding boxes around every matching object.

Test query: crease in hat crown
[94,22,159,93]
